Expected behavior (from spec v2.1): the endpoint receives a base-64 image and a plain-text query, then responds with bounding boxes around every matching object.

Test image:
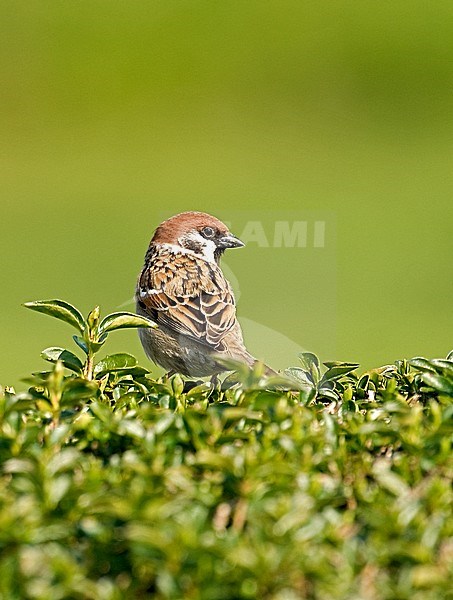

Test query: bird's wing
[137,247,238,350]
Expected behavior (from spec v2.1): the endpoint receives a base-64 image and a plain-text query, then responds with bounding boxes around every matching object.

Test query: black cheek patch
[184,239,203,254]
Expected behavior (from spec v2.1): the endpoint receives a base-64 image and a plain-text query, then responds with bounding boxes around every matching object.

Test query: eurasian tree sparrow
[136,211,266,377]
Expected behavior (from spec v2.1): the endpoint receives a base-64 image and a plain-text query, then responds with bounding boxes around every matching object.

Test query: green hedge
[0,301,452,599]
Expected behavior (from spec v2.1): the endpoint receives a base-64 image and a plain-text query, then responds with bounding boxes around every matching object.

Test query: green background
[2,1,452,388]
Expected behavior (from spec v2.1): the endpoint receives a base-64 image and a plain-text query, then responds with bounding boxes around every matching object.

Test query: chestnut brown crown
[151,212,244,259]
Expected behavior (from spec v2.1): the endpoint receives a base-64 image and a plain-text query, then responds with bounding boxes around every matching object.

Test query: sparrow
[135,211,265,378]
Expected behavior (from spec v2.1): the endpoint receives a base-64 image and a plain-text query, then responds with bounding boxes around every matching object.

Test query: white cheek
[201,238,217,263]
[177,232,217,263]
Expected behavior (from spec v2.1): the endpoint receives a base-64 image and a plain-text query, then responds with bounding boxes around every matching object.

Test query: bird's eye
[202,226,215,238]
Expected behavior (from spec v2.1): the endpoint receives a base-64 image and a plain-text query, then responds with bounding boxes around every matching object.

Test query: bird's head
[152,211,244,263]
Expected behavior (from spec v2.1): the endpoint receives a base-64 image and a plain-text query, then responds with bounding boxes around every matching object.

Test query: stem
[50,392,60,429]
[84,349,95,381]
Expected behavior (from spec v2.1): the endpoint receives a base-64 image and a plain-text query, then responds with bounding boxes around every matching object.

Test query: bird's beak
[217,234,245,249]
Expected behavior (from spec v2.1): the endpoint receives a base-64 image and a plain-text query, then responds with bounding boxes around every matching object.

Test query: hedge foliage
[0,301,452,599]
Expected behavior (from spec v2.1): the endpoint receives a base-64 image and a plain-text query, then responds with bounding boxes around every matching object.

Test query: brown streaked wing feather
[137,246,237,350]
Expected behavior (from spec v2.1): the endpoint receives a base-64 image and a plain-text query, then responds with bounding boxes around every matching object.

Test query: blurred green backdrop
[2,1,452,388]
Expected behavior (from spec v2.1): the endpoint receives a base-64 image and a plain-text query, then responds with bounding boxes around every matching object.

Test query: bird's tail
[218,349,277,378]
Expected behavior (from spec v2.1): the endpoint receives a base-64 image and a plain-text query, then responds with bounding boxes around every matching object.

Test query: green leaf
[99,311,157,334]
[61,378,98,405]
[170,373,184,397]
[265,373,301,390]
[94,353,138,378]
[3,392,36,413]
[87,305,100,329]
[321,363,359,381]
[357,374,370,390]
[343,385,353,401]
[118,419,146,439]
[421,372,453,396]
[430,359,453,376]
[372,459,409,496]
[299,352,320,371]
[299,386,316,405]
[323,360,358,368]
[186,382,211,398]
[297,353,321,386]
[24,299,86,333]
[47,448,81,475]
[116,366,150,378]
[85,339,107,353]
[73,335,89,354]
[318,388,338,401]
[3,458,35,474]
[284,367,313,386]
[409,357,437,372]
[89,400,113,422]
[251,390,282,409]
[41,347,84,374]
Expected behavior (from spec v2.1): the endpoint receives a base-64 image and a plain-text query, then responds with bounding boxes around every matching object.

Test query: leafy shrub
[0,300,451,599]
